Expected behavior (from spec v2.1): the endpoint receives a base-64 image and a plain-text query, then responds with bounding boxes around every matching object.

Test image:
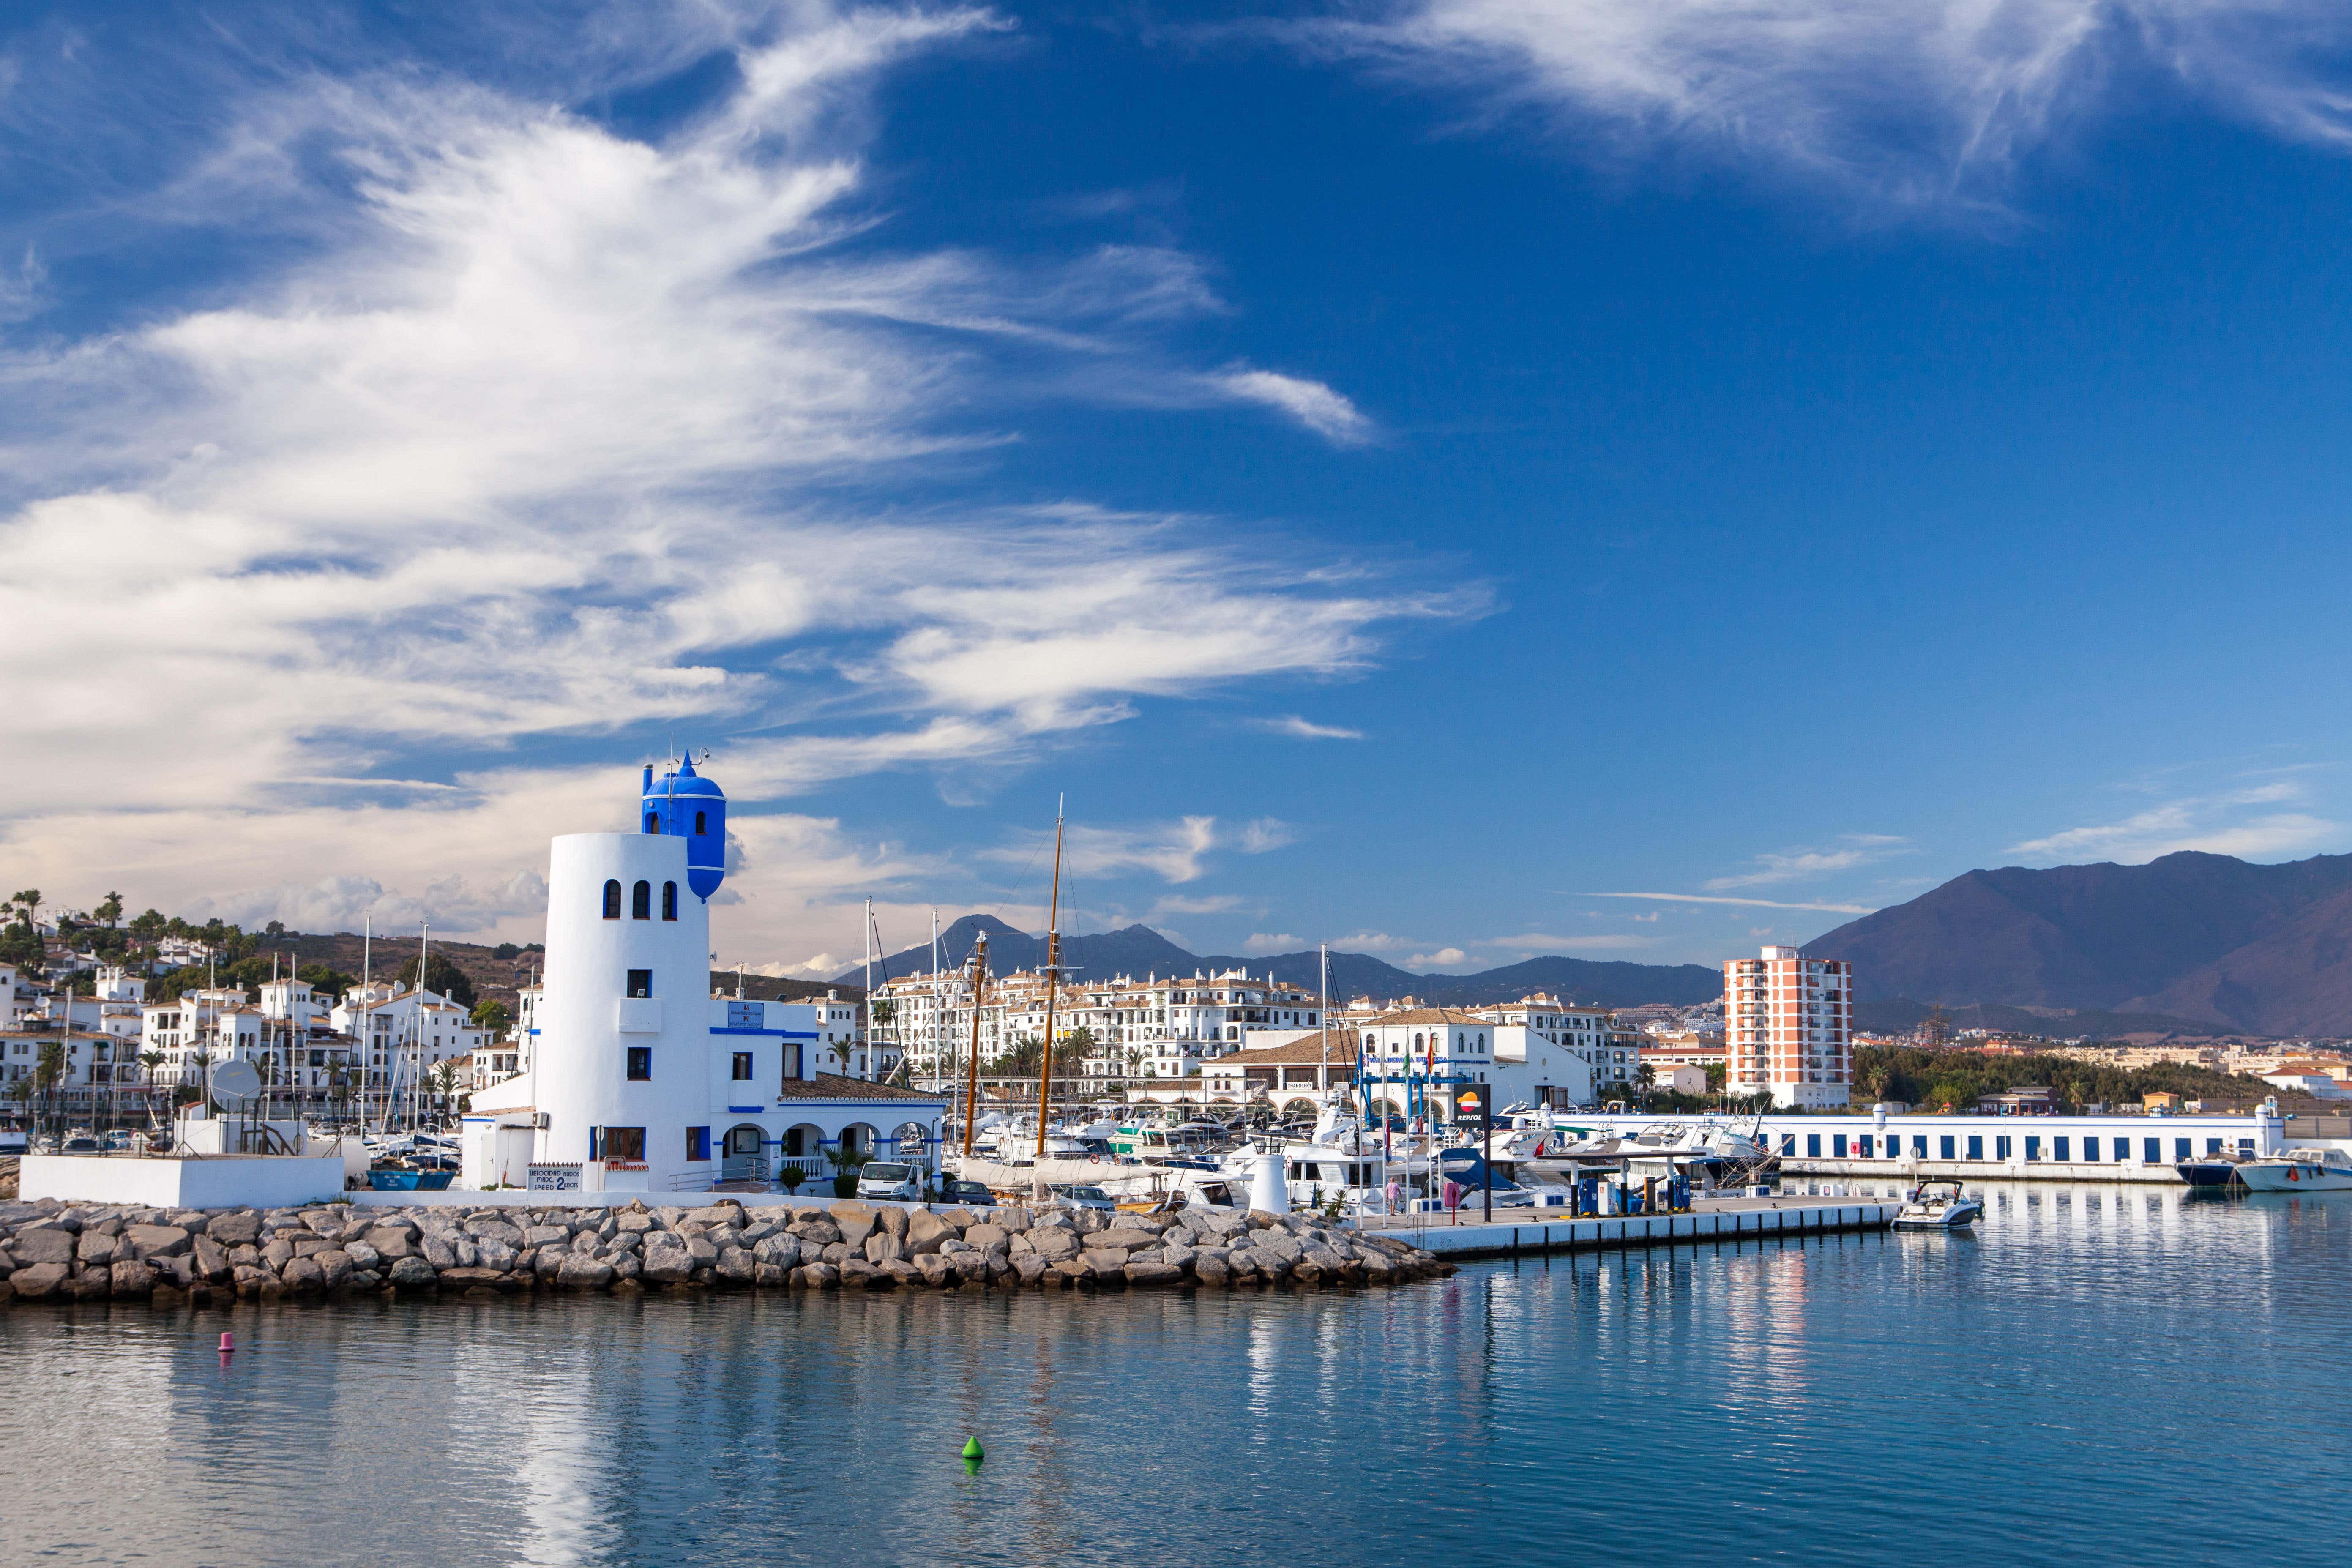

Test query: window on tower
[631,881,651,919]
[646,812,659,834]
[695,810,707,835]
[662,882,678,921]
[626,1047,651,1080]
[626,969,652,998]
[602,880,621,919]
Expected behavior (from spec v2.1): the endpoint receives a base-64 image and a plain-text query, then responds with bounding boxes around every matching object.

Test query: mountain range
[831,915,1723,1010]
[1805,850,2352,1037]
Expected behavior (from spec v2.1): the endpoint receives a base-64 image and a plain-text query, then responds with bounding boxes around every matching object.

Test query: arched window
[1413,1033,1424,1051]
[602,880,621,919]
[662,881,678,921]
[631,880,651,920]
[645,812,659,834]
[694,810,707,836]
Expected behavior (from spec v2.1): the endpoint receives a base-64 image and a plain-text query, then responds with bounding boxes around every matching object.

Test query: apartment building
[872,965,1324,1087]
[1724,945,1852,1109]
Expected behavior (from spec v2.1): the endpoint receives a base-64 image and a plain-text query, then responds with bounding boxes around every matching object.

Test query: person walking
[1385,1176,1402,1215]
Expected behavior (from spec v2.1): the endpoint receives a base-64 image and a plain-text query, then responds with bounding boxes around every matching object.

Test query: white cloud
[1289,1,2352,210]
[1484,932,1657,951]
[2005,791,2342,864]
[1590,892,1877,914]
[1705,837,1910,889]
[1149,893,1251,916]
[1410,946,1471,968]
[1243,932,1306,954]
[1252,714,1365,740]
[0,7,1476,965]
[1238,817,1296,854]
[1335,930,1415,951]
[1203,365,1374,444]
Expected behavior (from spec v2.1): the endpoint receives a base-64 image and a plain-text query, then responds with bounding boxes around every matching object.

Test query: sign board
[527,1163,582,1192]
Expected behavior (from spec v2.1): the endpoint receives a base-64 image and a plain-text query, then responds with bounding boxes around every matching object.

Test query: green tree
[128,908,167,939]
[472,1000,511,1037]
[395,953,478,1008]
[34,1040,66,1132]
[10,889,40,932]
[93,892,123,928]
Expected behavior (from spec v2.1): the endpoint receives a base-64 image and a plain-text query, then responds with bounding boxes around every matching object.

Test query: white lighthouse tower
[534,756,729,1186]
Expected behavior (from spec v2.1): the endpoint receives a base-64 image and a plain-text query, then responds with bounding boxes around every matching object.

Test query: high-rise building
[1723,945,1852,1109]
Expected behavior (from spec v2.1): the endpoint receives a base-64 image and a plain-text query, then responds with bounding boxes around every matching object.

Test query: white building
[1724,945,1853,1109]
[331,981,485,1091]
[465,756,945,1194]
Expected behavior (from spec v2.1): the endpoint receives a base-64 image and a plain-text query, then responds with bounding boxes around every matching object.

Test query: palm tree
[34,1039,66,1135]
[138,1049,166,1127]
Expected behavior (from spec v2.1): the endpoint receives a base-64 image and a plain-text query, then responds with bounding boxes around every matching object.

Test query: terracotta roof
[1362,1008,1485,1027]
[775,1072,945,1103]
[1215,1031,1359,1066]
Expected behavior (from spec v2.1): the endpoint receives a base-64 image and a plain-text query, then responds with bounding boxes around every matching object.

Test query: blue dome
[640,755,727,899]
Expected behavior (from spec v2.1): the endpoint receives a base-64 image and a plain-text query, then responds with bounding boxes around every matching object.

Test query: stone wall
[0,1196,1452,1306]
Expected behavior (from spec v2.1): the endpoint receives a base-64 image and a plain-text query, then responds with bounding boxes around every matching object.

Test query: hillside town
[8,880,2352,1138]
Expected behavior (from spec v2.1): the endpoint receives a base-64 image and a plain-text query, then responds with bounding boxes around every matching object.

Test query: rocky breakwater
[0,1196,1450,1306]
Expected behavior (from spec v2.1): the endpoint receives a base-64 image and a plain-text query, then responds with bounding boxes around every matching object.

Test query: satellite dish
[210,1059,262,1104]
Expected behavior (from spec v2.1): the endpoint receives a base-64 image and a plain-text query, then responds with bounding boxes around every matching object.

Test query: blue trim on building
[708,1027,820,1038]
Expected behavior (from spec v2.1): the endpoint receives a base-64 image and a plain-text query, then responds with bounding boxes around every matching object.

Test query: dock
[1355,1196,1897,1260]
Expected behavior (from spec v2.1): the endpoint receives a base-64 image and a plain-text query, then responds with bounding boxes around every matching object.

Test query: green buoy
[962,1437,985,1463]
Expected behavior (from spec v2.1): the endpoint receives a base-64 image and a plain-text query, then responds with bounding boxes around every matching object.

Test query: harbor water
[3,1183,2346,1565]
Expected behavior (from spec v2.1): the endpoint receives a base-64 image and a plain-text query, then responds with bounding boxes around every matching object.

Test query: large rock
[209,1212,262,1246]
[796,1262,840,1289]
[1084,1253,1128,1283]
[1026,1228,1079,1263]
[1071,1208,1107,1236]
[466,1218,524,1246]
[714,1247,756,1284]
[422,1238,459,1270]
[874,1206,910,1240]
[914,1254,955,1287]
[641,1245,693,1284]
[261,1238,295,1270]
[475,1240,519,1271]
[864,1232,904,1265]
[1091,1228,1156,1254]
[191,1235,232,1282]
[752,1235,801,1269]
[439,1266,521,1293]
[615,1212,656,1235]
[787,1217,843,1246]
[557,1255,617,1289]
[280,1257,325,1293]
[1050,1258,1092,1286]
[682,1235,718,1266]
[828,1202,878,1241]
[364,1227,418,1260]
[5,1261,63,1300]
[290,1234,335,1260]
[964,1223,1009,1252]
[1124,1260,1183,1287]
[14,1229,75,1266]
[387,1255,439,1288]
[1013,1255,1049,1286]
[1254,1232,1303,1264]
[522,1225,569,1248]
[837,1259,878,1287]
[107,1259,157,1297]
[317,1250,356,1289]
[76,1230,120,1267]
[878,1258,918,1285]
[124,1224,191,1260]
[1193,1254,1230,1285]
[905,1210,956,1255]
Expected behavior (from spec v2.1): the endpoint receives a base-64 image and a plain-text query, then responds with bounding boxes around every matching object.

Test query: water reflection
[4,1191,2349,1567]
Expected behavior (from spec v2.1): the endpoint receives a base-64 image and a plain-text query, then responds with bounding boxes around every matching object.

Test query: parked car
[1047,1183,1116,1213]
[60,1135,103,1156]
[934,1177,994,1205]
[857,1161,925,1201]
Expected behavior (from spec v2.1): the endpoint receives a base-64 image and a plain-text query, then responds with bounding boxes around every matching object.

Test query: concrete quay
[1358,1196,1898,1259]
[0,1195,1452,1307]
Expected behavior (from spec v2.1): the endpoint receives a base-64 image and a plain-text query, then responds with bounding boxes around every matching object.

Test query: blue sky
[5,1,2352,977]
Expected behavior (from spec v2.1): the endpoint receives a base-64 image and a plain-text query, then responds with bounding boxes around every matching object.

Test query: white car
[856,1161,924,1201]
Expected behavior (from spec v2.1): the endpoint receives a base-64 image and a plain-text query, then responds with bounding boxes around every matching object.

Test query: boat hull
[2237,1163,2352,1192]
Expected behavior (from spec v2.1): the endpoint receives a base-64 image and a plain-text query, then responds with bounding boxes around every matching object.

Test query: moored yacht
[2237,1147,2352,1191]
[1892,1179,1983,1229]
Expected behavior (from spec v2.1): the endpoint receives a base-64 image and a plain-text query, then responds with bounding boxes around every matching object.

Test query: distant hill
[833,914,1721,1009]
[1806,850,2352,1036]
[1850,999,2241,1041]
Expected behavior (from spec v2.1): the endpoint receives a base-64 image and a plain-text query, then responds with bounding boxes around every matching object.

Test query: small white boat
[2236,1147,2352,1191]
[1893,1179,1983,1230]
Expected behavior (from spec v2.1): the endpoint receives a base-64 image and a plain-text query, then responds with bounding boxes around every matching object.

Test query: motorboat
[2174,1152,2250,1189]
[2237,1147,2352,1191]
[1892,1179,1983,1229]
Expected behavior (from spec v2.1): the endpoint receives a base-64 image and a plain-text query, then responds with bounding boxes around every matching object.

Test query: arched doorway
[721,1123,767,1185]
[777,1124,827,1192]
[890,1120,932,1171]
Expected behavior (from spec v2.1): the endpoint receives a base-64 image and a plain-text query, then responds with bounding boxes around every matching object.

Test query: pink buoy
[219,1332,234,1353]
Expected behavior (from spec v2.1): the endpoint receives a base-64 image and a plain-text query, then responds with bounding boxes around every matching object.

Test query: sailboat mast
[359,915,371,1136]
[962,932,988,1161]
[1033,800,1065,1169]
